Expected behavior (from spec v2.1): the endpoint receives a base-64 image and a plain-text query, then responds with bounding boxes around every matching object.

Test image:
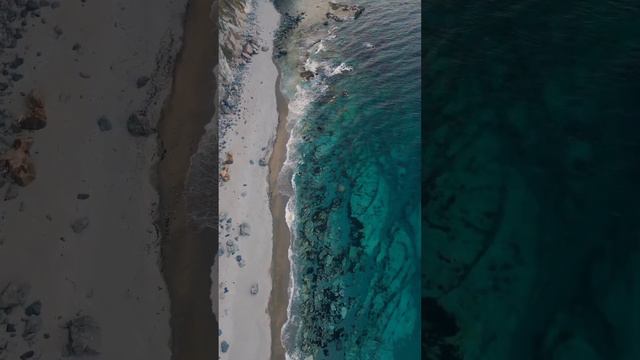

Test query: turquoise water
[274,0,421,359]
[423,1,640,358]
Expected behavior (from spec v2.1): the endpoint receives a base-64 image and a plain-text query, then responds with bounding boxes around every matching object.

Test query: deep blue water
[423,0,640,359]
[274,0,421,358]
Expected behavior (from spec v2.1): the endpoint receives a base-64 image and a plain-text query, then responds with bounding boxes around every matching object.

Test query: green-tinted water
[274,0,421,358]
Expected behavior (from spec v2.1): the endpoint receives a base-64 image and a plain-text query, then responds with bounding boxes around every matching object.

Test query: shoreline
[268,71,292,360]
[157,0,218,359]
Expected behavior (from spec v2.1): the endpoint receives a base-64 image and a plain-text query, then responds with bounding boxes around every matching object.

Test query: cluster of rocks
[0,0,61,96]
[219,214,238,258]
[273,11,305,59]
[219,152,233,182]
[327,2,365,21]
[218,214,254,269]
[1,92,47,187]
[0,282,101,359]
[240,39,260,63]
[288,157,395,357]
[219,33,264,117]
[0,282,44,360]
[1,137,34,186]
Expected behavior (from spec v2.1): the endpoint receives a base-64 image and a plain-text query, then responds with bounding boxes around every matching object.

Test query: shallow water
[423,0,640,358]
[274,0,421,358]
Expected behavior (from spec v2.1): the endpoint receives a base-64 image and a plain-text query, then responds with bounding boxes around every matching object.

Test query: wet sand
[268,74,292,360]
[156,0,218,359]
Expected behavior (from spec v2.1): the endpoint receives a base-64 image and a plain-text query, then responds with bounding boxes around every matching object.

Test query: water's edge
[268,69,293,359]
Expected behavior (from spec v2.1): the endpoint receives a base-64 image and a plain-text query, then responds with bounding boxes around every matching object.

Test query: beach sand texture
[218,0,280,358]
[0,0,213,358]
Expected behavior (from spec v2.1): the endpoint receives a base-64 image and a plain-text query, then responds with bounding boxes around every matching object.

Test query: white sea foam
[280,84,309,360]
[314,41,326,54]
[303,58,321,73]
[329,62,353,76]
[281,21,355,359]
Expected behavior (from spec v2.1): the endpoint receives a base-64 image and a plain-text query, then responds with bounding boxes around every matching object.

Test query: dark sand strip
[157,0,218,359]
[269,73,292,360]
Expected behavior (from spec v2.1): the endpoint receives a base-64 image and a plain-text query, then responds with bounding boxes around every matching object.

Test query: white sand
[218,0,281,358]
[0,0,186,358]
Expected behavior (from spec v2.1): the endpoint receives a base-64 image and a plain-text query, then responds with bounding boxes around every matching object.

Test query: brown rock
[18,92,47,130]
[224,152,234,165]
[300,70,315,80]
[0,137,36,186]
[220,166,230,182]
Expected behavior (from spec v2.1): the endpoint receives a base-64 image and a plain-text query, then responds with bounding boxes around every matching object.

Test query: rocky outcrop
[328,2,365,20]
[0,137,36,186]
[300,70,315,80]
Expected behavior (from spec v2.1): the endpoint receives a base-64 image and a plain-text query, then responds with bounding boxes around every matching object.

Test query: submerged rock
[300,70,315,80]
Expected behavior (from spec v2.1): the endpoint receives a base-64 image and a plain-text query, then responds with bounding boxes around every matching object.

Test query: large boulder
[0,138,36,186]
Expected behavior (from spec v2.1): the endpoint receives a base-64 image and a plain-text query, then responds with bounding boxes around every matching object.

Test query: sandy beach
[0,0,216,359]
[218,0,280,358]
[268,73,292,360]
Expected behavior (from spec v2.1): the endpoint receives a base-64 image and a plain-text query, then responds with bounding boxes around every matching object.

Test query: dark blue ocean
[273,0,421,358]
[423,0,640,359]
